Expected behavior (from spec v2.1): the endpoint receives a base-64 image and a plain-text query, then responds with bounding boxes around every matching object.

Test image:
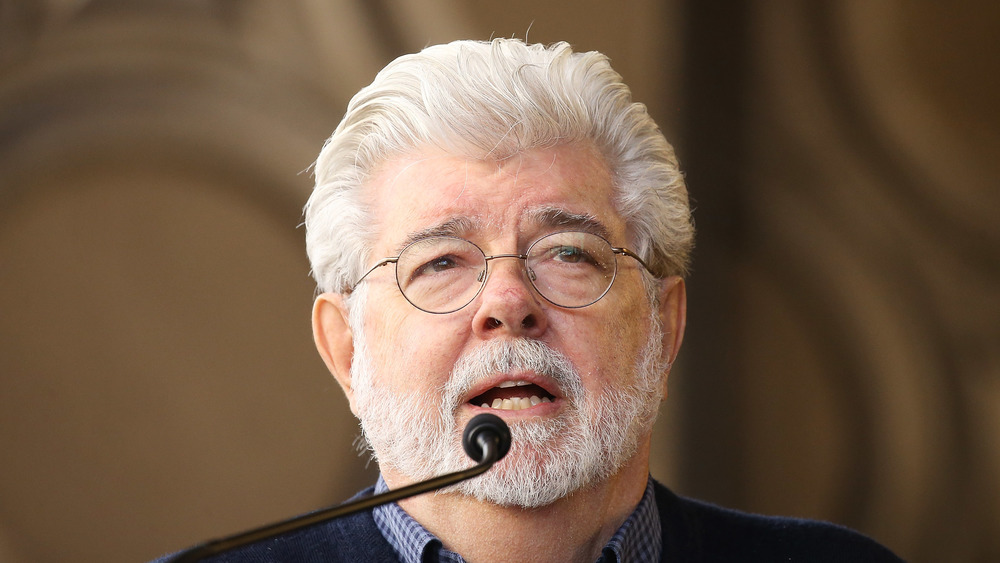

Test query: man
[163,38,902,562]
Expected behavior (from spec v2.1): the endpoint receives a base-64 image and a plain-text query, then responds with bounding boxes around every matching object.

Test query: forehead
[364,143,625,251]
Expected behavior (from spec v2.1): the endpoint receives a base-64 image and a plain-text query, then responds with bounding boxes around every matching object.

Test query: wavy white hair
[305,38,693,294]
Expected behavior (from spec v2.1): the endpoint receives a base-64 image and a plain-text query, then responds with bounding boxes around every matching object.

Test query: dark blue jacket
[156,480,903,562]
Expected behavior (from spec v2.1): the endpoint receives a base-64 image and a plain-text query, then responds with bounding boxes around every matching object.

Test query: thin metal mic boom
[170,413,510,563]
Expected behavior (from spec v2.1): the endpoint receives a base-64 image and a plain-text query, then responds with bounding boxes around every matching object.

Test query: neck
[384,446,651,563]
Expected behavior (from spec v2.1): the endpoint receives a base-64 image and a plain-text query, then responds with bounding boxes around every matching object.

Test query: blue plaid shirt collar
[599,477,662,563]
[372,475,661,563]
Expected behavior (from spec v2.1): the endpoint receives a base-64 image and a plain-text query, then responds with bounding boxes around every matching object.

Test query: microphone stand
[170,414,508,562]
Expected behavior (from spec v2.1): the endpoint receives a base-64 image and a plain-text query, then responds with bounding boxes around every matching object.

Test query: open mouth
[469,380,557,411]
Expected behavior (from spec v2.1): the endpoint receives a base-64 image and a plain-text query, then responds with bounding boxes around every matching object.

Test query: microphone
[170,414,510,562]
[463,412,512,463]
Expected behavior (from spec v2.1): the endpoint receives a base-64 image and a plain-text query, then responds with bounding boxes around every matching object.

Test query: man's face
[341,144,674,506]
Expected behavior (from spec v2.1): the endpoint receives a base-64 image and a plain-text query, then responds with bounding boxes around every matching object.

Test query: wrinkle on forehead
[368,142,621,251]
[393,206,612,255]
[380,154,453,189]
[378,142,583,194]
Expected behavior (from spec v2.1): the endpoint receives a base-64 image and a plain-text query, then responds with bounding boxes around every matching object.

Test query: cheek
[364,306,410,385]
[566,297,652,389]
[546,312,621,386]
[367,308,471,391]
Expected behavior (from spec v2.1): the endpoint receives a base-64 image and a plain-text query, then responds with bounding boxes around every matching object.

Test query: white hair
[305,38,693,294]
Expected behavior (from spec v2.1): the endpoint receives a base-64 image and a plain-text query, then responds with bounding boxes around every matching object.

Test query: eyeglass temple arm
[349,257,399,292]
[612,247,658,277]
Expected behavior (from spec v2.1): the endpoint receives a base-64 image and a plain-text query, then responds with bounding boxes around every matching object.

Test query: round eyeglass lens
[395,237,487,313]
[526,231,617,308]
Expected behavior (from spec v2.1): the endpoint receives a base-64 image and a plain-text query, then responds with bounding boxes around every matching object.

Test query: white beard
[348,295,666,508]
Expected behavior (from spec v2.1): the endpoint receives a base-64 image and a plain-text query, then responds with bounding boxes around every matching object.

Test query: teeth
[497,380,532,388]
[482,395,552,411]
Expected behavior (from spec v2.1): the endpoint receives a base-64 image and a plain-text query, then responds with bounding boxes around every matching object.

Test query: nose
[471,255,548,339]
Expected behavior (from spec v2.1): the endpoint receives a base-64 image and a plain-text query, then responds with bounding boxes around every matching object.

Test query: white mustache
[442,339,584,408]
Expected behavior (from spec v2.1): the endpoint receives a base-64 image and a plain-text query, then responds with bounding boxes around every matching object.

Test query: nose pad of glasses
[477,269,486,283]
[527,267,537,282]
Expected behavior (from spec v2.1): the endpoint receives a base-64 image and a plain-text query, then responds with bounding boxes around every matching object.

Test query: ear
[312,292,358,415]
[656,276,687,399]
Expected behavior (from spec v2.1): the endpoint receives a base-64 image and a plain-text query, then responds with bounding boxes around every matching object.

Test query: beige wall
[0,2,996,562]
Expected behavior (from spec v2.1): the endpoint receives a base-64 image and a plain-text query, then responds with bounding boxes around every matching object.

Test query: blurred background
[0,1,997,561]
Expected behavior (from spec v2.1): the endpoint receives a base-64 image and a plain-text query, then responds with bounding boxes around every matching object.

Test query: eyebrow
[525,207,612,240]
[394,216,482,254]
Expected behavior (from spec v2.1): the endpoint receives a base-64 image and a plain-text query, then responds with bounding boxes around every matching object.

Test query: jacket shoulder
[149,486,399,563]
[654,481,904,562]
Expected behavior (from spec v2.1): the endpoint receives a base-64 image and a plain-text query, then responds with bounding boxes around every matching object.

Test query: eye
[550,245,598,265]
[412,254,461,278]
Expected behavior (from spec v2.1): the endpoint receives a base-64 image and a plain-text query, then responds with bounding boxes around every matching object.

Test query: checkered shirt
[372,475,661,563]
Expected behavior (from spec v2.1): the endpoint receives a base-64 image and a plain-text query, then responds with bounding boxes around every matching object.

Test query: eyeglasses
[351,231,655,314]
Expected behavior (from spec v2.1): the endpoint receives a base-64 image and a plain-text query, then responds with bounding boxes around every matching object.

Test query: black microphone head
[462,413,511,463]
